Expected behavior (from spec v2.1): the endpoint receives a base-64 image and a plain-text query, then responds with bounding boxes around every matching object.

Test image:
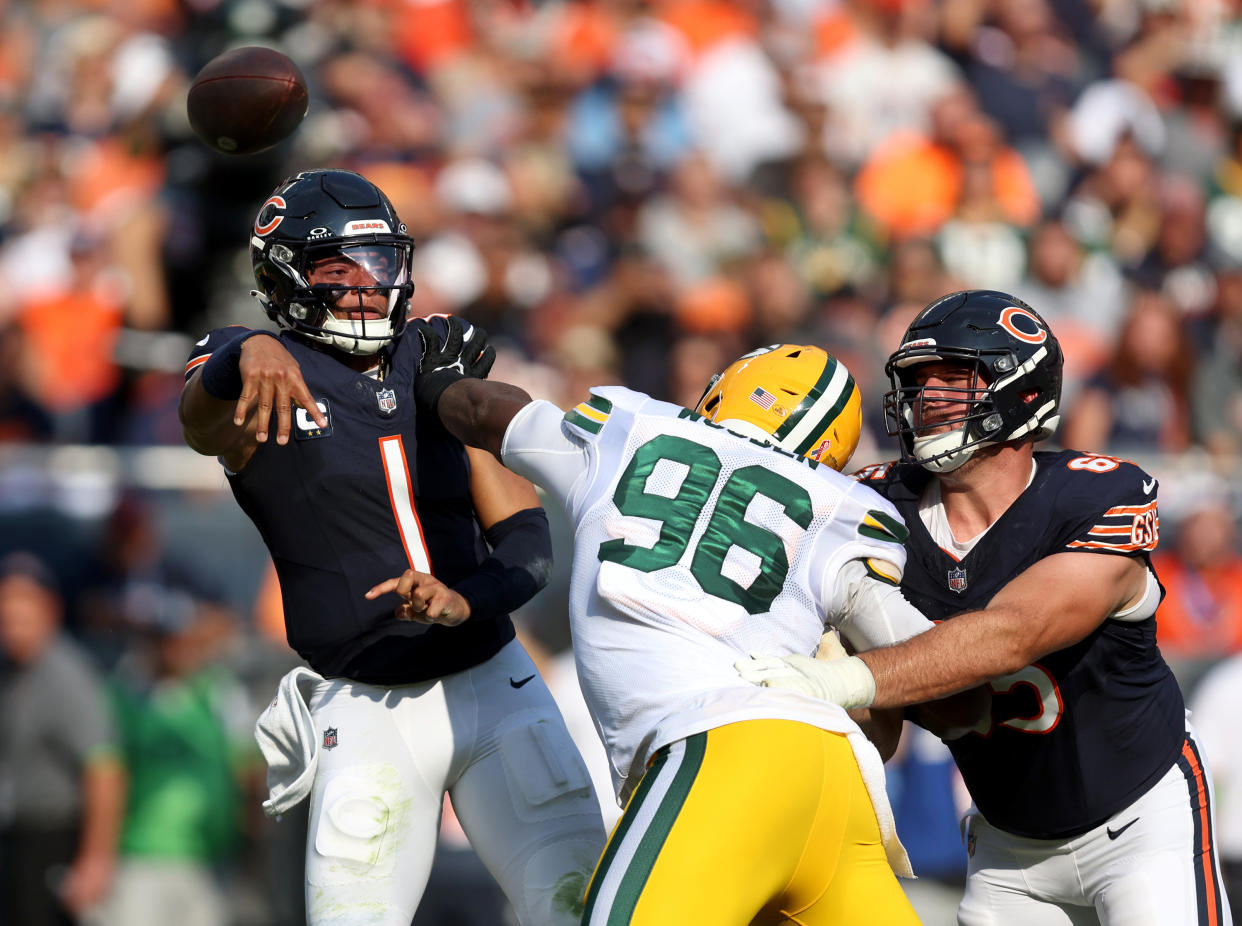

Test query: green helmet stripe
[772,354,839,442]
[792,373,856,456]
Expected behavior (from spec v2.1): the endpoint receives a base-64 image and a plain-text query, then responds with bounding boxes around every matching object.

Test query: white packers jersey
[501,387,929,802]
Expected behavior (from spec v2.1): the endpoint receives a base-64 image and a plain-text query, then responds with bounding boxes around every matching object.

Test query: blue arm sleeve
[452,506,553,620]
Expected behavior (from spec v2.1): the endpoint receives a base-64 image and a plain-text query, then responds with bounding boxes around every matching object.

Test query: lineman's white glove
[735,649,877,709]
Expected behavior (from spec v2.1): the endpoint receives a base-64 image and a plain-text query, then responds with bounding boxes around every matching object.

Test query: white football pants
[303,638,606,926]
[959,725,1233,926]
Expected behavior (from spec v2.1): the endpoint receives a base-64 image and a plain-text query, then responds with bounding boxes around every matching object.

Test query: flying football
[187,46,308,155]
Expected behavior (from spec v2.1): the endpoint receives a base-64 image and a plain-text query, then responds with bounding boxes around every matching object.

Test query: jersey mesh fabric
[506,388,916,876]
[550,388,909,792]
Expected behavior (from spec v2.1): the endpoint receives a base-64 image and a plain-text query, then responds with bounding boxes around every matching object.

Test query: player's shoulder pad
[1041,449,1160,554]
[411,313,453,340]
[184,325,252,382]
[562,385,644,439]
[841,479,911,549]
[848,458,928,504]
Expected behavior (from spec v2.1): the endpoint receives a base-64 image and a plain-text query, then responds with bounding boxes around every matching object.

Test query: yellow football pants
[582,719,920,926]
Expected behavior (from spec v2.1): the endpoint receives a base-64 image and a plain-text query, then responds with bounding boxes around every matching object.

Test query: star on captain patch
[947,566,968,593]
[323,727,339,750]
[376,387,398,415]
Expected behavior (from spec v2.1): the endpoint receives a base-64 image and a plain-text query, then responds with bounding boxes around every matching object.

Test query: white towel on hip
[254,665,325,819]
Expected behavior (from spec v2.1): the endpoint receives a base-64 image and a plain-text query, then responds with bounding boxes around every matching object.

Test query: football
[187,46,308,155]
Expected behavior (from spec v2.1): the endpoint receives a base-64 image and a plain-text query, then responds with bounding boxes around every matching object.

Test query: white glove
[735,652,877,709]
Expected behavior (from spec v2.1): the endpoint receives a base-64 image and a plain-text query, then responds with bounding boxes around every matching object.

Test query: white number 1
[379,435,432,572]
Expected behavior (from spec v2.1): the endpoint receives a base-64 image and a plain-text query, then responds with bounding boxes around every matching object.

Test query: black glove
[415,317,496,415]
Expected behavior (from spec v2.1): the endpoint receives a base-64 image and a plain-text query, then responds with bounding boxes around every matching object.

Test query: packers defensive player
[371,321,979,924]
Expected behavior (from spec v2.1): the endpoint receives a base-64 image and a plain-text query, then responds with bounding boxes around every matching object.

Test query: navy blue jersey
[854,450,1185,839]
[184,322,515,684]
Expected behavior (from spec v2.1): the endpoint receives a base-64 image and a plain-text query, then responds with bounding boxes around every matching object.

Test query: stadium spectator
[1061,289,1194,454]
[938,0,1083,206]
[1017,217,1124,404]
[1191,264,1242,463]
[1152,494,1242,662]
[815,0,962,169]
[855,85,1039,240]
[0,552,124,926]
[635,149,763,288]
[100,585,257,926]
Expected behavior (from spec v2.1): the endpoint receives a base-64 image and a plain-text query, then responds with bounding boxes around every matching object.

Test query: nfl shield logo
[323,727,339,750]
[376,388,397,415]
[947,566,968,593]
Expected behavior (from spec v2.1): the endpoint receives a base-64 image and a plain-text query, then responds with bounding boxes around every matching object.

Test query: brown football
[187,46,308,155]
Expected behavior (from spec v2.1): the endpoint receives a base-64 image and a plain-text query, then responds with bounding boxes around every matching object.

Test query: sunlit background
[1,1,1240,923]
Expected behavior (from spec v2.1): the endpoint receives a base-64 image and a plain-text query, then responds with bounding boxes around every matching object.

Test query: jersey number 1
[379,435,433,573]
[597,434,813,614]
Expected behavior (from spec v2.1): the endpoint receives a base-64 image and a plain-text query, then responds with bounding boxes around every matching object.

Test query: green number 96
[598,434,813,614]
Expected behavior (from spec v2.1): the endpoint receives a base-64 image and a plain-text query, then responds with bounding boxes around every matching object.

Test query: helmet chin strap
[912,428,987,474]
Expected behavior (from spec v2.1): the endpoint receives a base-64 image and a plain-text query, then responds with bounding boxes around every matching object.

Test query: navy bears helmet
[883,290,1063,473]
[250,169,415,355]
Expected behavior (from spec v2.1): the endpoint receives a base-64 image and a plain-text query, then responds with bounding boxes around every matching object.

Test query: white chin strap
[912,428,986,474]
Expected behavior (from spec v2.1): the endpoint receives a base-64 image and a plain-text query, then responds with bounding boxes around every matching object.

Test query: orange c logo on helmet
[254,196,287,236]
[999,307,1048,345]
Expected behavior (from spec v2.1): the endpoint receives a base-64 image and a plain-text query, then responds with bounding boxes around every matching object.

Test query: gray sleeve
[49,644,117,762]
[1191,350,1242,446]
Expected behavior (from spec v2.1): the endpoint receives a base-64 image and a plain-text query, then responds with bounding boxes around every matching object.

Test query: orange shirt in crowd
[18,286,123,412]
[855,131,1040,238]
[1152,552,1242,659]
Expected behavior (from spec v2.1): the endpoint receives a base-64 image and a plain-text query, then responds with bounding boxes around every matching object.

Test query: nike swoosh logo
[509,674,536,689]
[1106,817,1139,840]
[196,334,210,346]
[1143,478,1157,494]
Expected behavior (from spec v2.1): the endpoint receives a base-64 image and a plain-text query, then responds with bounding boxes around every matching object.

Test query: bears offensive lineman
[178,169,604,926]
[378,320,985,924]
[740,290,1233,925]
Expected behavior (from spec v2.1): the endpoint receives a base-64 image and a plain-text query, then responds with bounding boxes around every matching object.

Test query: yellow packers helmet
[694,344,862,470]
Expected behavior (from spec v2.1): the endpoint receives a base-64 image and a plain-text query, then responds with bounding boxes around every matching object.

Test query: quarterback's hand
[365,569,472,626]
[415,316,496,414]
[735,652,876,709]
[233,334,326,444]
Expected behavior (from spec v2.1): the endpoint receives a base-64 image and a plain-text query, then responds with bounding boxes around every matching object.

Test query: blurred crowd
[2,0,1242,922]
